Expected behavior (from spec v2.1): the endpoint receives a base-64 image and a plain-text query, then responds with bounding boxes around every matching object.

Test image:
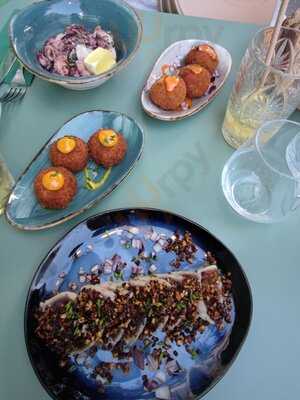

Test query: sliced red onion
[169,64,177,75]
[155,386,171,400]
[158,238,167,247]
[115,262,125,273]
[144,228,153,240]
[166,359,181,375]
[208,85,216,95]
[128,226,139,235]
[103,260,113,274]
[150,231,160,242]
[155,371,167,384]
[90,265,100,274]
[132,263,144,275]
[149,264,157,274]
[111,254,122,268]
[181,102,189,111]
[68,282,78,291]
[144,379,159,392]
[147,355,159,371]
[132,238,143,250]
[140,251,149,259]
[124,230,134,239]
[153,243,162,253]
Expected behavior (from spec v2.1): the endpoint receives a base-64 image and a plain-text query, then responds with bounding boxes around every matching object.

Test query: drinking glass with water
[222,27,300,149]
[222,119,300,223]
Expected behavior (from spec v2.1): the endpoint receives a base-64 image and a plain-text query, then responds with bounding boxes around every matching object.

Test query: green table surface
[1,2,300,399]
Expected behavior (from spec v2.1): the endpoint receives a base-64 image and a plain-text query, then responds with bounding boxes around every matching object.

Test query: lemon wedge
[84,47,117,75]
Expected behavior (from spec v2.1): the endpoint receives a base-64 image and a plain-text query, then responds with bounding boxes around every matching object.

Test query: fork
[0,67,27,104]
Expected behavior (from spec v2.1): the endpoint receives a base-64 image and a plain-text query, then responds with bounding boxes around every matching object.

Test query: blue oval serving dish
[5,111,144,230]
[25,208,252,400]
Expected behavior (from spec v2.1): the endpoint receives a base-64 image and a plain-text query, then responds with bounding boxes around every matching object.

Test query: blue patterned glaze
[25,208,252,400]
[9,0,142,90]
[5,111,144,230]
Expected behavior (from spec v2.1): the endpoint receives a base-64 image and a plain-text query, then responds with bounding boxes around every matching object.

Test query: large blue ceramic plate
[25,208,252,400]
[5,111,144,230]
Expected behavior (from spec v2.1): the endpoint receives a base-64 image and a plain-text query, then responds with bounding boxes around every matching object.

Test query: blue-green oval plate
[5,110,144,231]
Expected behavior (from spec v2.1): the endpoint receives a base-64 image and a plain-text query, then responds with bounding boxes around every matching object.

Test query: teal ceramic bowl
[5,110,144,230]
[9,0,142,90]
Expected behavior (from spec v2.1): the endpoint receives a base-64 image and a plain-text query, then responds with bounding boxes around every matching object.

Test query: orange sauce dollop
[42,171,65,191]
[98,129,119,147]
[186,65,205,74]
[198,45,217,60]
[164,76,180,92]
[57,137,76,154]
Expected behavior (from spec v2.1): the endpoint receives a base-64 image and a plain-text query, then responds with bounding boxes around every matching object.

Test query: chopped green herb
[68,364,77,373]
[84,167,112,191]
[65,301,74,320]
[96,299,104,316]
[143,339,151,349]
[183,320,192,329]
[190,349,198,359]
[176,302,186,311]
[145,297,152,309]
[74,326,81,336]
[99,316,107,328]
[114,271,124,280]
[49,171,60,178]
[190,292,200,302]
